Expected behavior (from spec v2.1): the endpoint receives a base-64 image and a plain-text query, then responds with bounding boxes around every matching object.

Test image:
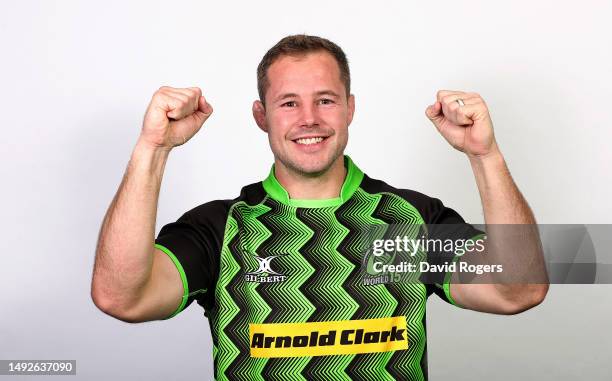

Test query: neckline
[262,155,364,208]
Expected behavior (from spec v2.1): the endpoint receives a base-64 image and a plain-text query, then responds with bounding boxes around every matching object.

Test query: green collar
[262,155,364,208]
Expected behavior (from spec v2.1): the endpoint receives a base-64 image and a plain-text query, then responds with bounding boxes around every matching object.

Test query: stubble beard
[274,137,347,179]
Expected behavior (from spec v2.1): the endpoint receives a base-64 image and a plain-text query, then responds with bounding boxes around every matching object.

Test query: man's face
[253,51,355,176]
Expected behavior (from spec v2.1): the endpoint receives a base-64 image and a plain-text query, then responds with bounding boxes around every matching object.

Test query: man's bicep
[152,206,223,318]
[130,247,186,321]
[422,197,486,307]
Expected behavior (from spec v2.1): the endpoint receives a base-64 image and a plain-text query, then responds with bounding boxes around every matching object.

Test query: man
[92,35,548,380]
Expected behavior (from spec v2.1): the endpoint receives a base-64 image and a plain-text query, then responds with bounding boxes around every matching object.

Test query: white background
[1,0,610,379]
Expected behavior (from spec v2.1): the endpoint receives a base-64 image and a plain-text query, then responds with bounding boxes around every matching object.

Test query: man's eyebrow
[274,93,299,103]
[273,90,341,103]
[314,90,340,98]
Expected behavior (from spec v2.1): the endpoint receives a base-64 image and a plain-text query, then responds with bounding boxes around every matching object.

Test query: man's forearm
[91,141,171,311]
[468,143,534,225]
[467,145,548,308]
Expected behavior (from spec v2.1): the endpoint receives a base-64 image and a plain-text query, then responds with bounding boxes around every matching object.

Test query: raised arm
[425,90,549,314]
[91,86,213,322]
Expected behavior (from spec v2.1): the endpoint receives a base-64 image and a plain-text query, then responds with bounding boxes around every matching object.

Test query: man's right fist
[140,86,213,149]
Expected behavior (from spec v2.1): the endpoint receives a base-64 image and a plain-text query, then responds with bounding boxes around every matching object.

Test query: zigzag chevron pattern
[209,189,433,381]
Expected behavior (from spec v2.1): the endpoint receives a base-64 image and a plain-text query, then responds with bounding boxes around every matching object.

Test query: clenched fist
[140,86,213,149]
[425,90,498,157]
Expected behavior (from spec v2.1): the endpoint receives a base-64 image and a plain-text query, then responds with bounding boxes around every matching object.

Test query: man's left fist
[425,90,498,157]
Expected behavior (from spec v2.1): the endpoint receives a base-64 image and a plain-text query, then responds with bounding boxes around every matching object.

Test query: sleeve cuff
[443,254,463,308]
[155,243,189,319]
[443,233,487,308]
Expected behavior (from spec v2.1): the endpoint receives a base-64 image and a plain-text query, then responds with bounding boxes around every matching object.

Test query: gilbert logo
[244,255,287,283]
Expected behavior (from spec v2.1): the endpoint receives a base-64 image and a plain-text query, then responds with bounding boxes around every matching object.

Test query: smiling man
[92,35,548,380]
[253,48,352,187]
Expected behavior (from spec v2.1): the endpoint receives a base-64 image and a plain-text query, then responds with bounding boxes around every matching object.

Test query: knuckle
[175,93,190,104]
[152,91,166,103]
[168,96,181,107]
[188,90,200,102]
[442,95,454,105]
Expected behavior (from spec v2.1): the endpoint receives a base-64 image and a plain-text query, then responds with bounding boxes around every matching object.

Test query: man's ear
[252,100,268,132]
[347,94,355,126]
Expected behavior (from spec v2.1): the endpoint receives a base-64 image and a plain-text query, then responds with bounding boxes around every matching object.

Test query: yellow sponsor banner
[249,316,408,358]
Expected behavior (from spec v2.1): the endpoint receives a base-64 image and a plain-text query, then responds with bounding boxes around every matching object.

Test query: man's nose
[299,102,318,127]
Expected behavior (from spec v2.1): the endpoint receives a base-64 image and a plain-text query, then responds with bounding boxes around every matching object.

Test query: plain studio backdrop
[1,1,610,380]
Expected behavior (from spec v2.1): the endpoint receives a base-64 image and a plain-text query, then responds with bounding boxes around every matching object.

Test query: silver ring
[456,98,465,107]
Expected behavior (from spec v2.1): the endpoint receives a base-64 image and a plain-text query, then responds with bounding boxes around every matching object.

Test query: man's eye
[282,101,297,107]
[319,99,334,105]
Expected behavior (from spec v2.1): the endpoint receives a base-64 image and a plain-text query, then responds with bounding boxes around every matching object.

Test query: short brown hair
[257,34,351,105]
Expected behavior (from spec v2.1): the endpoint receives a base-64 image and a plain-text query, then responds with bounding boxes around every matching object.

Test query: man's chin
[283,154,342,178]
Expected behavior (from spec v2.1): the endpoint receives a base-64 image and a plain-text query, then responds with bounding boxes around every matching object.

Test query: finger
[454,105,474,125]
[425,100,441,118]
[187,87,202,98]
[157,85,175,93]
[166,91,190,104]
[436,89,466,103]
[425,101,444,129]
[162,93,196,120]
[159,87,201,113]
[442,92,480,107]
[441,92,482,122]
[192,96,213,125]
[171,87,202,103]
[164,88,200,113]
[198,95,213,115]
[152,92,181,114]
[440,99,473,126]
[456,103,488,122]
[186,87,203,112]
[458,96,481,106]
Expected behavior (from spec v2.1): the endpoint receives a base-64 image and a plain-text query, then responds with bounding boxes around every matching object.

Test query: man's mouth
[293,136,327,145]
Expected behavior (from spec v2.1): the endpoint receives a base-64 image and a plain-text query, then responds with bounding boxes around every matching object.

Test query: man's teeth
[295,137,324,145]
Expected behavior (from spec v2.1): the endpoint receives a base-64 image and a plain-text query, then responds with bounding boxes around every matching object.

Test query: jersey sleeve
[421,197,485,308]
[154,201,226,319]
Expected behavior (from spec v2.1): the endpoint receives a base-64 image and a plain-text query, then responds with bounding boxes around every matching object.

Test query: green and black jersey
[155,156,482,381]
